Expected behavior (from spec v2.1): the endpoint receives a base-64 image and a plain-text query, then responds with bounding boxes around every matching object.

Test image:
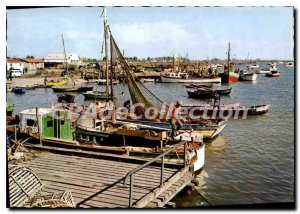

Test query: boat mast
[227,42,231,72]
[104,7,109,98]
[61,34,68,75]
[109,30,114,100]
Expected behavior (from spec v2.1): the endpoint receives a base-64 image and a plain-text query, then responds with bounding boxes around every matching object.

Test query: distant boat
[182,104,270,118]
[187,87,232,99]
[240,72,257,81]
[47,80,67,87]
[161,72,221,83]
[285,62,294,67]
[141,78,155,83]
[97,79,119,85]
[220,43,240,83]
[266,71,281,77]
[249,64,259,68]
[14,87,26,94]
[278,61,284,64]
[52,85,93,92]
[82,91,109,100]
[257,68,271,74]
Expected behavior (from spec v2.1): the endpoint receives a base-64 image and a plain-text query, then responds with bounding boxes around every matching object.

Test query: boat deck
[17,148,193,208]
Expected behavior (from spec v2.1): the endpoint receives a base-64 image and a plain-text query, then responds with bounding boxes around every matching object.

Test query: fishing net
[109,29,166,116]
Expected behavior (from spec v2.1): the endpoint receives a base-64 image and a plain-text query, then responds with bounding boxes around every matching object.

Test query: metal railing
[123,138,189,207]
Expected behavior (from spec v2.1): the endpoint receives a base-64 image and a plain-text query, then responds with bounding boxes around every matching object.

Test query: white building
[7,58,24,71]
[44,54,81,67]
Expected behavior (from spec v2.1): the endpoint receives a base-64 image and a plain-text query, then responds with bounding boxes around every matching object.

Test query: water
[6,62,294,206]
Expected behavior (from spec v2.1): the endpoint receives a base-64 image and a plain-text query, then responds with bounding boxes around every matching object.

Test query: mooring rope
[192,186,212,206]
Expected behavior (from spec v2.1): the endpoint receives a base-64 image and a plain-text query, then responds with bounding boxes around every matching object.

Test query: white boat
[257,65,278,74]
[278,61,284,64]
[97,79,119,85]
[285,62,294,67]
[249,64,259,68]
[141,78,155,83]
[240,72,257,81]
[161,72,221,83]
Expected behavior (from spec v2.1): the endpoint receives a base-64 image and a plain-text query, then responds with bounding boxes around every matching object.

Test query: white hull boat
[240,73,257,81]
[161,75,221,83]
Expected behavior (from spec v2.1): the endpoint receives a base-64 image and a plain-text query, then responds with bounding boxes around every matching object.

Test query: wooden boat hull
[187,87,231,98]
[115,119,227,140]
[52,86,93,92]
[183,104,270,118]
[83,91,109,99]
[161,76,221,83]
[240,73,257,81]
[220,72,239,83]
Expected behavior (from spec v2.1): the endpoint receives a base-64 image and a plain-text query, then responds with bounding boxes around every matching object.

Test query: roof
[45,54,80,60]
[7,58,23,63]
[22,58,44,63]
[20,108,52,115]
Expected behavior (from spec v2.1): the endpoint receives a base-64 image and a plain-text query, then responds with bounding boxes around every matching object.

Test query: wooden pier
[12,142,194,208]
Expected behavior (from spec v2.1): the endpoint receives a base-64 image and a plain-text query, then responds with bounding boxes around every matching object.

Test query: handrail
[123,137,189,207]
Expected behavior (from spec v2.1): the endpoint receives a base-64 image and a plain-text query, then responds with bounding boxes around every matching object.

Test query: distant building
[44,54,81,67]
[7,58,24,72]
[22,58,44,71]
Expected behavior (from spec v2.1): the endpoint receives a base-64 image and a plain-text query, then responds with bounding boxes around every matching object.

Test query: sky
[6,6,294,60]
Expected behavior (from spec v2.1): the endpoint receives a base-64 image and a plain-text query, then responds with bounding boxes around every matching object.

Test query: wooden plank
[25,159,175,182]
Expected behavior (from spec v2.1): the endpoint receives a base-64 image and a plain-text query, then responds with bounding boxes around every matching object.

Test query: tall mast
[104,7,109,98]
[227,42,231,72]
[109,32,114,100]
[61,34,68,74]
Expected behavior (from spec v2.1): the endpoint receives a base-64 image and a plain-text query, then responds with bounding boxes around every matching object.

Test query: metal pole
[129,174,133,207]
[160,155,164,186]
[36,107,42,145]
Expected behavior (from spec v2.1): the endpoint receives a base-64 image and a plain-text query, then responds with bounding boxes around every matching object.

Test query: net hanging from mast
[108,26,167,115]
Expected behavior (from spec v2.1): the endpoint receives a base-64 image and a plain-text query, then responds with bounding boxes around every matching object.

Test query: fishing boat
[187,87,232,99]
[257,68,271,74]
[47,80,67,87]
[220,43,240,83]
[181,104,270,118]
[285,62,294,67]
[57,94,75,103]
[239,71,257,81]
[83,90,109,100]
[249,64,259,68]
[14,87,26,94]
[266,70,281,77]
[16,107,205,172]
[52,85,93,92]
[161,72,221,83]
[141,78,155,83]
[97,79,119,85]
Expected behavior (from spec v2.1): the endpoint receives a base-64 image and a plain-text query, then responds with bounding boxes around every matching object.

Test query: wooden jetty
[10,141,195,208]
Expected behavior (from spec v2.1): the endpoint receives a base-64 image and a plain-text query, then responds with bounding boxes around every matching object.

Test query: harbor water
[6,62,294,206]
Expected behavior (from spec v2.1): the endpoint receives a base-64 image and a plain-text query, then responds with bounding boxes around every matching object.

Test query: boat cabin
[20,108,75,140]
